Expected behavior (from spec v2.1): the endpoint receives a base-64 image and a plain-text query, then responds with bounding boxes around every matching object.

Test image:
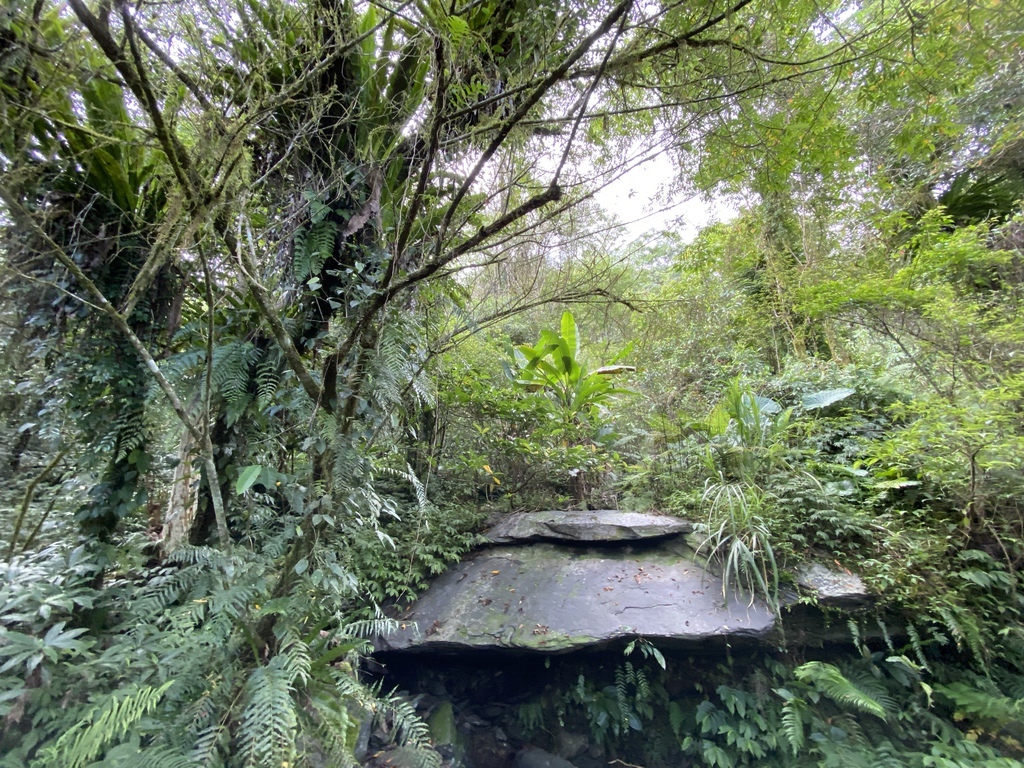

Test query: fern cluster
[505,621,1024,768]
[0,538,438,768]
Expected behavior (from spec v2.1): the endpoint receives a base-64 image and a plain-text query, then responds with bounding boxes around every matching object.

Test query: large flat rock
[484,510,692,544]
[378,541,775,653]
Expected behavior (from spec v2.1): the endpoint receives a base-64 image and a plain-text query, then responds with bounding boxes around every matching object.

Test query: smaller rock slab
[795,564,870,608]
[484,510,692,544]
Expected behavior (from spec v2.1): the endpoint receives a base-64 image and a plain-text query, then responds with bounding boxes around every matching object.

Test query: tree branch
[0,185,203,443]
[68,0,197,197]
[553,10,628,186]
[433,0,635,254]
[123,5,219,119]
[0,185,236,549]
[393,36,446,262]
[583,0,756,76]
[232,215,325,409]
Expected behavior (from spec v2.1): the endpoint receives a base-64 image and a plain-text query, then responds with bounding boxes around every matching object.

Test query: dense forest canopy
[1,0,1023,764]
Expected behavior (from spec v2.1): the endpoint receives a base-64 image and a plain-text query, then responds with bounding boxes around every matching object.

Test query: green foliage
[519,655,664,755]
[0,534,439,767]
[692,379,793,486]
[41,682,175,768]
[503,642,1022,767]
[660,648,1024,767]
[435,314,635,508]
[346,499,484,612]
[697,482,779,613]
[504,311,636,426]
[689,381,796,611]
[0,0,1022,764]
[792,662,888,720]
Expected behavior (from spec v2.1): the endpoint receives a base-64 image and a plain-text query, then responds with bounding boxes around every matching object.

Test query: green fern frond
[408,465,429,513]
[45,681,175,768]
[160,347,207,380]
[134,746,194,768]
[166,545,221,567]
[380,693,439,768]
[935,604,987,665]
[188,724,226,767]
[132,565,203,618]
[847,619,863,653]
[240,663,298,768]
[208,579,260,622]
[615,666,630,729]
[636,669,651,707]
[112,403,149,463]
[279,629,312,687]
[343,616,398,640]
[211,340,258,426]
[294,220,337,282]
[293,224,311,282]
[780,697,805,755]
[877,618,895,653]
[298,703,359,768]
[254,353,282,410]
[794,662,888,720]
[934,680,1024,726]
[906,624,932,673]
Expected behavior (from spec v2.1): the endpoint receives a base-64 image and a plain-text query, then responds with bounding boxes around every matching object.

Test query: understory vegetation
[1,0,1024,764]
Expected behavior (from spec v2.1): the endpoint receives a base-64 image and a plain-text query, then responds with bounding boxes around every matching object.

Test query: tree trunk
[161,427,200,555]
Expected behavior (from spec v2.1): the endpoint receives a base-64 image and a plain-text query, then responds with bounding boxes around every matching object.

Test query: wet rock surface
[368,511,877,768]
[484,510,692,545]
[795,563,870,608]
[378,512,774,653]
[377,510,877,656]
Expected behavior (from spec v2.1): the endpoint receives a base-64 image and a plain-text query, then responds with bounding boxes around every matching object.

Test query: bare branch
[433,0,635,254]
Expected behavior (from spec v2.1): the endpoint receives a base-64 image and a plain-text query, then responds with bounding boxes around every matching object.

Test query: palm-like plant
[691,380,793,613]
[695,380,793,485]
[502,311,635,503]
[698,482,779,613]
[504,311,635,426]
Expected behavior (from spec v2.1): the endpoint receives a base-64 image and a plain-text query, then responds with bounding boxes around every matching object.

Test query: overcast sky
[593,152,737,243]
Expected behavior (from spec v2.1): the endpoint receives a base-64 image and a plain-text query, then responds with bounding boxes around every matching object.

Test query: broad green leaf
[650,645,666,669]
[235,465,263,495]
[751,395,781,415]
[801,388,856,410]
[87,148,135,212]
[560,311,579,358]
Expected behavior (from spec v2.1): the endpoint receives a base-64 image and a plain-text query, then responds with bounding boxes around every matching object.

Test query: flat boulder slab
[794,563,871,609]
[484,510,692,545]
[378,541,775,654]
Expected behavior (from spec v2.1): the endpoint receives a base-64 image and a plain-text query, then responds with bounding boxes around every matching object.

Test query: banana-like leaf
[556,338,577,378]
[751,394,782,415]
[704,404,731,437]
[560,311,579,359]
[235,465,263,495]
[800,388,855,410]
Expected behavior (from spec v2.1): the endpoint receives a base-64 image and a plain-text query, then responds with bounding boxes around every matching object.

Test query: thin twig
[8,448,69,557]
